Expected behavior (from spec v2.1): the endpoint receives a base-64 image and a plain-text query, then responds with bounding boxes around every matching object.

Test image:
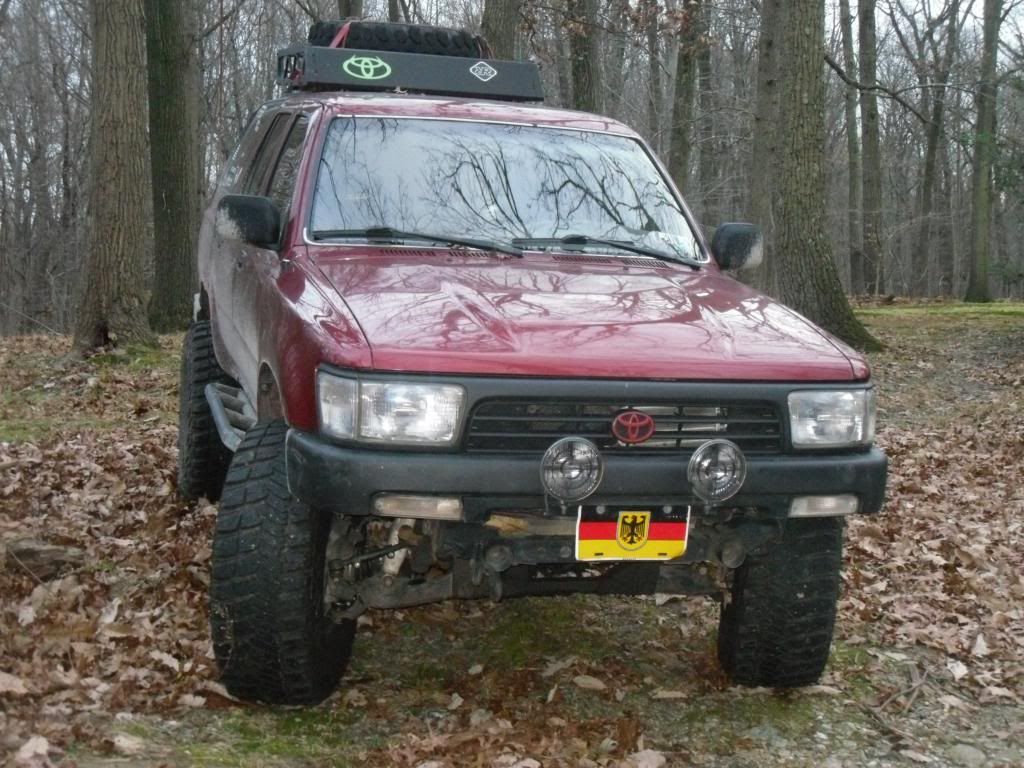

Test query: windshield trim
[302,115,711,263]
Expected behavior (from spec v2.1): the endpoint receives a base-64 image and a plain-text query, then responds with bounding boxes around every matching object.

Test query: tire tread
[717,518,844,688]
[209,422,354,705]
[177,321,232,501]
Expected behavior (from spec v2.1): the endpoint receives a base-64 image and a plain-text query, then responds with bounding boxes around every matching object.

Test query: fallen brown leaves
[1,336,222,758]
[1,315,1023,766]
[839,319,1024,708]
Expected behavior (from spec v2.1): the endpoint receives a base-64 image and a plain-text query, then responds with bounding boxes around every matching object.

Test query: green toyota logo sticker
[342,55,392,80]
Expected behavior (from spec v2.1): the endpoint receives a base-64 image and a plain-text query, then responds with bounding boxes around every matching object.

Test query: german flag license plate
[575,506,690,561]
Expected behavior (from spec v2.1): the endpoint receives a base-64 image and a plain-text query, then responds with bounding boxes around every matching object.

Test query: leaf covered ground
[1,304,1022,767]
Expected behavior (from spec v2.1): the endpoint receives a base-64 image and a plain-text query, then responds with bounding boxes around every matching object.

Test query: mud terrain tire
[209,421,354,704]
[717,518,844,688]
[177,321,233,501]
[308,20,483,57]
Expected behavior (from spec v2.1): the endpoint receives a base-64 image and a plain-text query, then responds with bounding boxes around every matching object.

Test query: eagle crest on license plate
[616,511,651,550]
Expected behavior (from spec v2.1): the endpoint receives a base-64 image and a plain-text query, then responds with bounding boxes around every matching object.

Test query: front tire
[210,421,355,704]
[177,321,233,501]
[717,517,844,688]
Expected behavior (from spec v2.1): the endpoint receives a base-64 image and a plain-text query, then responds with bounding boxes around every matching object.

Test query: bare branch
[198,0,250,42]
[825,52,929,123]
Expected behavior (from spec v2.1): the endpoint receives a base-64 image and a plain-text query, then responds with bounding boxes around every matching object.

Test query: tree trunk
[858,0,884,294]
[645,0,661,150]
[337,0,363,17]
[605,0,630,117]
[839,0,863,293]
[566,0,601,113]
[668,1,700,195]
[773,0,879,350]
[482,0,522,59]
[73,0,154,351]
[746,0,784,295]
[145,0,201,332]
[917,1,959,297]
[695,4,714,223]
[388,0,401,23]
[964,0,1001,303]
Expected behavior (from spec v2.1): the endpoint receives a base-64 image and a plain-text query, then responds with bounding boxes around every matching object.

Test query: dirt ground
[1,303,1022,767]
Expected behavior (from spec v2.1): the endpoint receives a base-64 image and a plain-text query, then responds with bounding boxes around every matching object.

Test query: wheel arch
[257,363,285,422]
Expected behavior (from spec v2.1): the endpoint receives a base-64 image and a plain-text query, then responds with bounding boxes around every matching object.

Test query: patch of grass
[160,708,367,767]
[479,598,596,666]
[91,342,179,372]
[0,335,180,442]
[0,416,121,443]
[857,301,1024,319]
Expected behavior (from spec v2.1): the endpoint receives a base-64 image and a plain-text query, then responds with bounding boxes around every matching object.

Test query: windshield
[310,117,704,261]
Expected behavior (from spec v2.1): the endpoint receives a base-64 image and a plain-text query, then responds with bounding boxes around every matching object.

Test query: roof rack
[277,20,544,103]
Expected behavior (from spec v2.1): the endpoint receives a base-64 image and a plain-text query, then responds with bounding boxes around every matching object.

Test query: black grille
[465,401,783,454]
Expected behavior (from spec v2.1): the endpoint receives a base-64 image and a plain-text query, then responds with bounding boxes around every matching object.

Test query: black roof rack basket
[277,44,544,102]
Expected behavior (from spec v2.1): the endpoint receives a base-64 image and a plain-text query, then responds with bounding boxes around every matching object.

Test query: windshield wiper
[513,234,701,270]
[310,226,523,257]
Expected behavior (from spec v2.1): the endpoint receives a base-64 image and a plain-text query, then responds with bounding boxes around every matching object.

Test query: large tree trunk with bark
[746,0,784,295]
[668,1,701,195]
[839,0,863,293]
[73,0,154,351]
[605,0,630,117]
[859,0,884,294]
[145,0,201,332]
[482,0,522,59]
[917,1,959,297]
[773,0,880,350]
[566,0,601,113]
[964,0,1001,303]
[337,0,364,17]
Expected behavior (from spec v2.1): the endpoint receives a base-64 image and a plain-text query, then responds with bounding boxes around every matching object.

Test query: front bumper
[285,428,888,519]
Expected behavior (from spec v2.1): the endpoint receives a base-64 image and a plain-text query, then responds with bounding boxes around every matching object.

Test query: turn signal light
[373,494,463,520]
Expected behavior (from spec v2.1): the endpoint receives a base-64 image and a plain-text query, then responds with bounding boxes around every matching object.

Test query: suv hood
[312,250,864,381]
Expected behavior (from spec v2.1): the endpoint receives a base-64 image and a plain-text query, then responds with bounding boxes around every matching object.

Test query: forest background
[2,0,1024,343]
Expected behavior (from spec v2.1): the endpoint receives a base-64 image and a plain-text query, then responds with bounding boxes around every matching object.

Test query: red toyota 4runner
[177,21,887,705]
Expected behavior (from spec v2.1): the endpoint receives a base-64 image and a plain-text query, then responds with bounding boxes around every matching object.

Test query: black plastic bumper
[285,429,888,519]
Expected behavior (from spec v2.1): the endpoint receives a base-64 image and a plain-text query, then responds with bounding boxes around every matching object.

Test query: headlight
[316,371,465,445]
[788,389,876,448]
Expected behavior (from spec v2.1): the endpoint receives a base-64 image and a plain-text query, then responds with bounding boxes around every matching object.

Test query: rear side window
[242,113,292,195]
[267,115,310,215]
[220,105,273,191]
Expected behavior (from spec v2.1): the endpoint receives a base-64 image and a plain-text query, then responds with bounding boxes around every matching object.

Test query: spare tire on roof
[307,19,486,58]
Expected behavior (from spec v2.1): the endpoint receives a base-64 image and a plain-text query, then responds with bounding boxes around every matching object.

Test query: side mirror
[710,223,763,271]
[216,194,281,248]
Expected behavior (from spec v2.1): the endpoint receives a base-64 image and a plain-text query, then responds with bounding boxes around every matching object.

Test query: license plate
[575,506,690,561]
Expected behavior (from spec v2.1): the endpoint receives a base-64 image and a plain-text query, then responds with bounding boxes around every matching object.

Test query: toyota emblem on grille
[612,410,656,445]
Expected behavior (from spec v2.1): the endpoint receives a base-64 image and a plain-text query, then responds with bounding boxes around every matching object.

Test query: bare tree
[566,0,601,112]
[668,0,701,194]
[746,0,784,295]
[146,0,202,331]
[859,0,885,294]
[774,0,880,349]
[965,0,1003,302]
[73,0,155,351]
[482,0,522,58]
[338,0,364,17]
[839,0,864,293]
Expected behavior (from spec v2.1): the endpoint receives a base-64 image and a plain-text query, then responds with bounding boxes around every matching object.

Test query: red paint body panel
[308,247,859,382]
[199,92,870,433]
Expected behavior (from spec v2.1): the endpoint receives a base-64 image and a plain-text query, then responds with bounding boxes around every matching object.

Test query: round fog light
[540,437,604,503]
[687,439,746,503]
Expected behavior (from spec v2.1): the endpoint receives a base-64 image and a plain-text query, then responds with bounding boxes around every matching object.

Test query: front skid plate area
[332,559,725,618]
